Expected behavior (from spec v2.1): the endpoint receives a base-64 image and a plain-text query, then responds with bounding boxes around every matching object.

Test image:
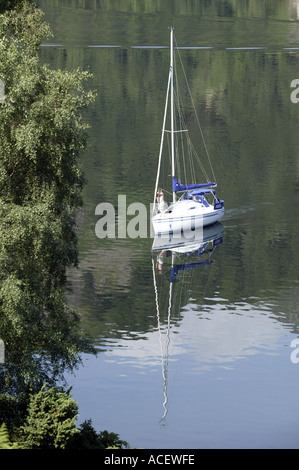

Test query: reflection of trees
[0,304,94,397]
[35,1,299,337]
[38,0,299,20]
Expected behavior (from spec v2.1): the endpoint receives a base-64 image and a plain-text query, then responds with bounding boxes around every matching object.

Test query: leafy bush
[0,423,18,449]
[20,384,78,449]
[0,388,130,449]
[67,419,129,449]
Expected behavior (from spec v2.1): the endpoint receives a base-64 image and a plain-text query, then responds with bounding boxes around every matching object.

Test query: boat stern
[214,200,224,210]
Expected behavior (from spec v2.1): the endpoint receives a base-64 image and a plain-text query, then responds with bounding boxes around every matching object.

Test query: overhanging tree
[0,1,96,397]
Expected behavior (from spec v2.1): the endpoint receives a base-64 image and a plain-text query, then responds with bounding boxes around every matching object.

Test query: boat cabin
[180,189,223,210]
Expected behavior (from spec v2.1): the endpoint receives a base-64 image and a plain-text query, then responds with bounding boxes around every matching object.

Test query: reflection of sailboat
[152,221,224,254]
[151,223,224,422]
[152,27,224,236]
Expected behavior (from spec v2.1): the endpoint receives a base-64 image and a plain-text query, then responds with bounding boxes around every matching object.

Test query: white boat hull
[151,200,224,235]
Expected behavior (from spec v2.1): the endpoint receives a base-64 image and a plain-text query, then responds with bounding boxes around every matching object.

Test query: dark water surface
[37,1,299,449]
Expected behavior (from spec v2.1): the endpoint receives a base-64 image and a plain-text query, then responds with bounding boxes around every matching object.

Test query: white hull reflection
[152,222,224,254]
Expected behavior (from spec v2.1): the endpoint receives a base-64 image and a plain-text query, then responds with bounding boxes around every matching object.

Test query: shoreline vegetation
[0,0,129,449]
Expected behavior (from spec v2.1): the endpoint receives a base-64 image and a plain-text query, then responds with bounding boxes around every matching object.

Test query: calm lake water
[37,1,299,449]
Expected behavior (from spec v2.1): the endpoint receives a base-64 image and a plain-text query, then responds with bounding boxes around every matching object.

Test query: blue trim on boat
[214,200,224,210]
[153,208,224,225]
[172,176,216,192]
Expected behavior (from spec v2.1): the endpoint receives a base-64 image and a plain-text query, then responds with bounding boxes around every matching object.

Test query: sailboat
[152,28,224,236]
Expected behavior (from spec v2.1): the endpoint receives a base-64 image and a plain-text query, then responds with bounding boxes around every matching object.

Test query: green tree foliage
[98,429,129,449]
[68,418,105,449]
[0,0,96,434]
[0,393,26,432]
[0,392,129,449]
[0,390,129,449]
[0,0,95,381]
[0,1,22,14]
[0,2,95,208]
[0,422,19,449]
[67,419,129,449]
[20,384,78,449]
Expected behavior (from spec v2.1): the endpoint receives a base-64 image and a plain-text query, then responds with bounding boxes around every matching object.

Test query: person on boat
[156,250,164,274]
[156,188,165,213]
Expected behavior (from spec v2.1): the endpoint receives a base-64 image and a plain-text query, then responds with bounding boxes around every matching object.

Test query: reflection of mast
[152,253,173,424]
[151,224,224,423]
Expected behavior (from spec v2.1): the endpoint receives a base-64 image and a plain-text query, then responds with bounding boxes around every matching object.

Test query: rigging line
[173,46,211,185]
[184,126,210,182]
[174,34,217,185]
[188,138,211,181]
[173,87,187,184]
[187,135,197,183]
[173,54,189,185]
[178,108,188,184]
[173,50,186,183]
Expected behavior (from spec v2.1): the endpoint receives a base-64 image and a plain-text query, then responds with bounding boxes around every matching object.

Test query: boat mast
[170,27,176,204]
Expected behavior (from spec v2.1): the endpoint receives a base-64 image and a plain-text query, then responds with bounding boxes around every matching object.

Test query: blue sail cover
[172,176,216,192]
